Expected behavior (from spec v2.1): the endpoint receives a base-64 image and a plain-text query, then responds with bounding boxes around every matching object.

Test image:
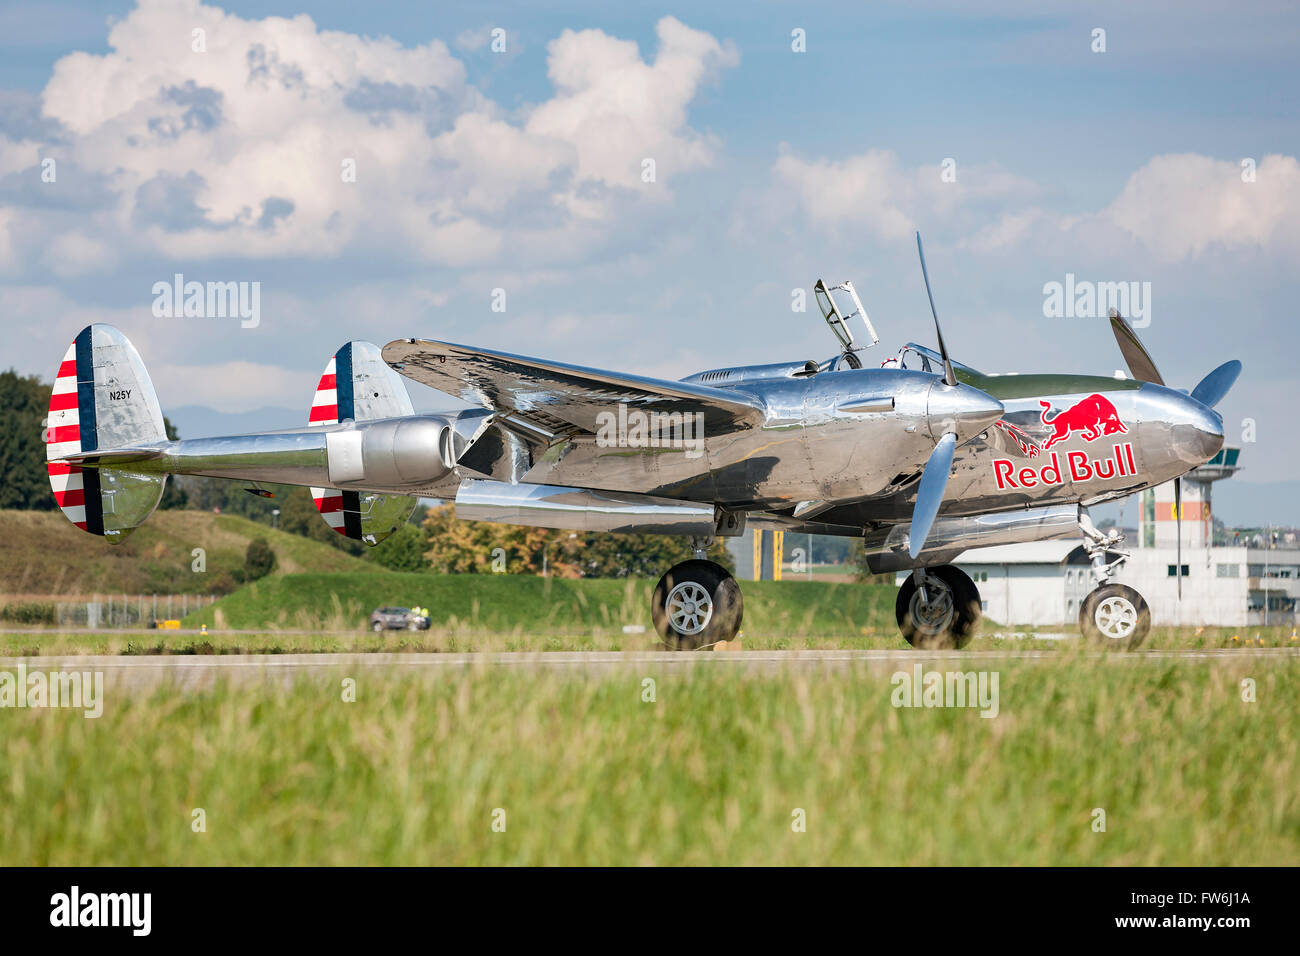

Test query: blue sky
[1,0,1297,525]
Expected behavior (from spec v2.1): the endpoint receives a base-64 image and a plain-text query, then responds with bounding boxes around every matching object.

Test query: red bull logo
[994,442,1137,490]
[1038,393,1127,449]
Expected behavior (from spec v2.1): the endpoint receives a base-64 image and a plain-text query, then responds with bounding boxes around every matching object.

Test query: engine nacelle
[862,503,1082,573]
[346,417,455,486]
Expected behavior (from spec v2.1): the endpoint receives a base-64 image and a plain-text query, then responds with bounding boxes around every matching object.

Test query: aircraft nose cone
[927,382,1004,442]
[1173,393,1224,465]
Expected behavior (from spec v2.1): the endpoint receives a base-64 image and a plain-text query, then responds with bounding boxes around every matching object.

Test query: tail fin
[45,324,168,543]
[307,341,416,546]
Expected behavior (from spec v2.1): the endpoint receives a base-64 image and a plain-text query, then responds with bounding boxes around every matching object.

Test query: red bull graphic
[1038,393,1128,449]
[993,442,1137,490]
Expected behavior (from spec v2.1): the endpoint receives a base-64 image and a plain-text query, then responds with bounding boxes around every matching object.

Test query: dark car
[369,606,430,632]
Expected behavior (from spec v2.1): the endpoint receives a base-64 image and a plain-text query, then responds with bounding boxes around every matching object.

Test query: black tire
[372,621,384,633]
[651,559,744,651]
[895,565,981,649]
[1079,583,1150,649]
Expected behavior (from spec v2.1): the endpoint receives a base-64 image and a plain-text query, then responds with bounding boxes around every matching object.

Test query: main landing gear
[651,538,743,650]
[1078,509,1150,649]
[895,565,982,649]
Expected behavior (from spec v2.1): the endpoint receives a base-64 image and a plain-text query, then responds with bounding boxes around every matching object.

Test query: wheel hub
[909,579,955,636]
[1095,595,1138,639]
[666,581,714,635]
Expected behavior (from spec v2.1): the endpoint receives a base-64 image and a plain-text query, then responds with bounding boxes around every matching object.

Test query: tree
[0,370,55,510]
[572,532,733,577]
[423,503,554,574]
[852,539,892,583]
[421,503,735,577]
[367,523,429,572]
[239,537,277,582]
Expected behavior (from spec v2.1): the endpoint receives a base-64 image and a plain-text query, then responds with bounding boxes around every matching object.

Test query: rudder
[45,324,168,543]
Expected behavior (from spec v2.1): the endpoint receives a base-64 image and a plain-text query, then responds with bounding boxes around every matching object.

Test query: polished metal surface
[114,414,469,497]
[454,479,717,536]
[863,503,1082,573]
[49,312,1239,568]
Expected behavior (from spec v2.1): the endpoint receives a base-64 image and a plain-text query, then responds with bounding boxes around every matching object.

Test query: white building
[949,541,1093,627]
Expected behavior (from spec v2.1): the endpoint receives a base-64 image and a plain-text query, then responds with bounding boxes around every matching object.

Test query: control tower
[1139,447,1242,549]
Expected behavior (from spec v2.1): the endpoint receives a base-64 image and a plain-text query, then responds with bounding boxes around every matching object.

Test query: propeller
[1108,309,1164,385]
[1190,360,1242,408]
[1108,310,1240,602]
[915,233,957,387]
[1174,476,1182,599]
[908,232,969,558]
[909,432,956,558]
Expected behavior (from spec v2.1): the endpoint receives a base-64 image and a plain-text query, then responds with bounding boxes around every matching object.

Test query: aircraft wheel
[651,560,743,651]
[896,565,981,649]
[1079,583,1150,649]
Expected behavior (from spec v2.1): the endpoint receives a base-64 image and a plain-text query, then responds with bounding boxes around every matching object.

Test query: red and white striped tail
[46,340,88,530]
[308,355,347,535]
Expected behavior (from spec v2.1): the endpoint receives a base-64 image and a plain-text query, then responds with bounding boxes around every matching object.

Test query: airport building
[950,448,1300,628]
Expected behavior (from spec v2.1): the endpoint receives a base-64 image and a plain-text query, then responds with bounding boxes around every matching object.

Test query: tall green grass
[184,572,900,637]
[2,654,1295,865]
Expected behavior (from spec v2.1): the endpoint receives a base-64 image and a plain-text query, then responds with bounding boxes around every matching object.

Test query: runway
[0,648,1295,693]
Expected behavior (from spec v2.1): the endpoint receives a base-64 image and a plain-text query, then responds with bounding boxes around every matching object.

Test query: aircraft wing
[382,338,766,443]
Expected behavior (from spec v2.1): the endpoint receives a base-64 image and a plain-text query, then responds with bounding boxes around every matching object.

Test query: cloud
[10,2,737,271]
[527,17,739,193]
[768,146,1040,242]
[764,144,1300,266]
[149,358,308,412]
[1100,153,1300,261]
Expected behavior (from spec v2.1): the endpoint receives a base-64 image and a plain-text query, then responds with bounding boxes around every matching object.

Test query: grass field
[1,653,1295,865]
[180,572,901,637]
[1,566,1293,654]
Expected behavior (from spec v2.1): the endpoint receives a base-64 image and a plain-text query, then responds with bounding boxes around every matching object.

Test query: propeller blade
[908,431,957,558]
[1190,359,1242,408]
[1175,476,1183,600]
[915,232,957,387]
[1109,309,1164,385]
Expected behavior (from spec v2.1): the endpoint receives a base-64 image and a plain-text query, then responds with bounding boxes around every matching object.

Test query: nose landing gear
[1079,583,1150,649]
[1078,507,1151,648]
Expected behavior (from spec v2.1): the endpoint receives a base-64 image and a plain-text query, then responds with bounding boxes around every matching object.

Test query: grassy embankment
[0,508,375,597]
